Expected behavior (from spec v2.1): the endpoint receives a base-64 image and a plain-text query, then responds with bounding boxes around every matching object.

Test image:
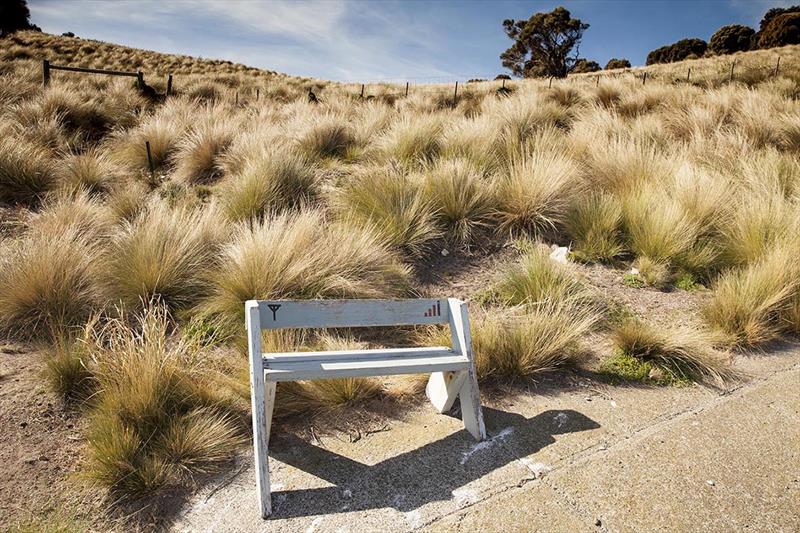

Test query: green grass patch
[599,350,690,386]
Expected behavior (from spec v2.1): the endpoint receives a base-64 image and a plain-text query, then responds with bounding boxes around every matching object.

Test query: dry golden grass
[3,33,800,503]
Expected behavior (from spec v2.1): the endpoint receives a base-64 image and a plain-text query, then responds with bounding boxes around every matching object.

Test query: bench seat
[263,347,469,381]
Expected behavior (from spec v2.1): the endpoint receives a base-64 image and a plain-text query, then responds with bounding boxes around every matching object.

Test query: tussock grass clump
[104,203,227,313]
[495,150,582,236]
[379,114,443,165]
[57,150,120,196]
[85,306,244,497]
[32,190,114,241]
[703,247,798,347]
[565,191,625,263]
[295,114,356,160]
[422,158,496,244]
[0,138,55,206]
[204,210,409,334]
[420,302,600,381]
[110,114,183,174]
[334,165,440,256]
[0,226,102,340]
[610,318,736,387]
[493,247,589,306]
[173,116,237,185]
[220,149,318,222]
[44,327,97,402]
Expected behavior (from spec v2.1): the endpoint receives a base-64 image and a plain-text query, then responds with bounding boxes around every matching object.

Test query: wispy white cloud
[29,0,458,80]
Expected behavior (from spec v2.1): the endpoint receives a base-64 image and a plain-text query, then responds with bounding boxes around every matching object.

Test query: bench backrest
[248,298,451,330]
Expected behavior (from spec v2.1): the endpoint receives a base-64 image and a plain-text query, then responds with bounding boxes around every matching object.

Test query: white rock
[549,246,570,264]
[441,249,449,256]
[630,267,640,275]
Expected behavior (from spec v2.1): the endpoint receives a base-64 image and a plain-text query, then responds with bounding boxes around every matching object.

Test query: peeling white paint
[460,427,514,465]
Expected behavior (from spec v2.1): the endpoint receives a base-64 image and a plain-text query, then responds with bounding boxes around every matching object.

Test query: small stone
[342,488,352,499]
[441,249,449,256]
[19,421,27,428]
[38,455,49,462]
[595,518,602,527]
[630,267,640,275]
[648,367,666,381]
[706,480,715,486]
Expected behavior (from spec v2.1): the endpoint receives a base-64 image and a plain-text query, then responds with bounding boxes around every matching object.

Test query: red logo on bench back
[423,301,441,317]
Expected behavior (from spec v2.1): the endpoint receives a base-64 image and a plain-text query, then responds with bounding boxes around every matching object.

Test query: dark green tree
[571,59,601,73]
[758,12,800,48]
[0,0,38,37]
[604,58,631,70]
[500,7,589,78]
[709,24,755,55]
[646,38,707,65]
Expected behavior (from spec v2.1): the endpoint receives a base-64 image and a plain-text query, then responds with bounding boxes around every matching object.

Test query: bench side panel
[251,299,450,329]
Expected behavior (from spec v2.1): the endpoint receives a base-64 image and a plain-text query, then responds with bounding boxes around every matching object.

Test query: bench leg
[426,370,468,413]
[458,366,486,441]
[253,379,276,518]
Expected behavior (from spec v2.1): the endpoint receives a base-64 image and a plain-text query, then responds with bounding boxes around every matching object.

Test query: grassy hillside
[1,32,799,521]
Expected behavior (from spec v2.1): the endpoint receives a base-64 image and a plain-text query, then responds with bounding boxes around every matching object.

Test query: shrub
[566,192,624,263]
[421,158,496,244]
[571,59,601,73]
[0,226,102,340]
[646,38,707,65]
[495,150,582,236]
[0,137,55,206]
[103,203,227,313]
[220,149,318,222]
[604,58,631,70]
[758,12,800,49]
[203,210,409,335]
[611,319,736,386]
[84,306,244,497]
[334,165,440,256]
[708,24,755,55]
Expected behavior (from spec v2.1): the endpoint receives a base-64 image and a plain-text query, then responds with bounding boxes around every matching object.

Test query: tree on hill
[646,38,707,65]
[1,0,40,37]
[759,5,800,32]
[571,59,601,73]
[500,7,589,78]
[605,58,631,70]
[758,11,800,49]
[709,24,754,55]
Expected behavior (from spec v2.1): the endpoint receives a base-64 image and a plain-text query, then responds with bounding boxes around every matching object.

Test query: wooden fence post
[405,82,409,97]
[42,59,50,87]
[548,76,553,89]
[145,141,155,179]
[729,60,736,82]
[360,84,364,98]
[166,74,173,96]
[774,57,781,77]
[502,78,506,89]
[687,68,691,82]
[256,88,260,101]
[642,71,647,86]
[236,91,239,106]
[596,75,599,87]
[137,71,144,90]
[453,81,458,107]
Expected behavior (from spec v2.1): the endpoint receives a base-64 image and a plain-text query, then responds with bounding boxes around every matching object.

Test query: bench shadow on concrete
[268,407,599,519]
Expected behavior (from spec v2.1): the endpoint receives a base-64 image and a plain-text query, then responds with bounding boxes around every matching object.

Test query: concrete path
[173,348,800,532]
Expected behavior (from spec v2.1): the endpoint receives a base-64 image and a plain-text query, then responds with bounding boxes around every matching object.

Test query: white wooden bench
[245,298,486,518]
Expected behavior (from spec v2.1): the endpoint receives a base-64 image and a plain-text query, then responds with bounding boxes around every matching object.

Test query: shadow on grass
[267,406,599,519]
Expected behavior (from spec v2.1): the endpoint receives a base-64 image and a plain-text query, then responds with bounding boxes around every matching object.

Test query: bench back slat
[249,299,450,330]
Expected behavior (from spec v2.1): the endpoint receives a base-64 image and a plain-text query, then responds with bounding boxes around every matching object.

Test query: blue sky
[29,0,791,81]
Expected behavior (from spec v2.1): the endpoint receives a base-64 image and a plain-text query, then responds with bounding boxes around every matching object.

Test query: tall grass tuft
[493,247,590,306]
[565,191,625,263]
[0,226,102,340]
[103,203,228,313]
[334,165,441,256]
[611,318,737,387]
[495,150,582,237]
[703,246,798,347]
[421,158,496,244]
[0,138,55,206]
[85,306,244,497]
[203,210,410,335]
[220,149,318,222]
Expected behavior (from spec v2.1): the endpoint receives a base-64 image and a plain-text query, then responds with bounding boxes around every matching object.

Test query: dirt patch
[0,344,106,531]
